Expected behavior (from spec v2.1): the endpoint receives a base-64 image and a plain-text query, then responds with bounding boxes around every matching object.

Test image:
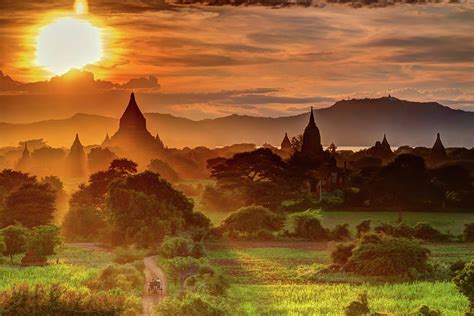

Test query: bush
[344,235,430,276]
[292,211,328,241]
[156,293,228,316]
[87,263,144,294]
[184,265,229,296]
[452,260,474,310]
[220,206,283,234]
[160,236,206,259]
[355,220,370,238]
[344,292,370,316]
[410,305,441,316]
[330,241,356,265]
[320,190,344,209]
[0,284,138,315]
[464,223,474,242]
[112,246,147,264]
[330,224,351,241]
[449,260,466,277]
[413,222,449,242]
[254,229,275,240]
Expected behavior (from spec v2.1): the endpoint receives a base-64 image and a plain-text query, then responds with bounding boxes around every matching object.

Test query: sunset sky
[0,0,473,122]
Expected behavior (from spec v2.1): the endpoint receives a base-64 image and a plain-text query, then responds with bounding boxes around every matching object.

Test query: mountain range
[1,96,473,149]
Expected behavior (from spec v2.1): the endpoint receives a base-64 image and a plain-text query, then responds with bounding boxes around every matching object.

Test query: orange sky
[0,0,473,122]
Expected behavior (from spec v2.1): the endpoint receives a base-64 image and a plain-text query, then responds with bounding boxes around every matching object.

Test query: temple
[367,134,393,159]
[280,132,292,154]
[67,133,86,178]
[430,132,447,163]
[105,93,164,164]
[15,144,30,171]
[301,106,323,158]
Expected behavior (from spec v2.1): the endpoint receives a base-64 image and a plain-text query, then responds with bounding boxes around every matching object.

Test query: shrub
[112,246,147,264]
[292,211,328,241]
[463,223,474,242]
[453,260,474,310]
[330,224,351,241]
[330,241,356,265]
[160,236,206,259]
[220,206,283,234]
[344,292,370,316]
[355,220,370,238]
[156,293,228,316]
[87,263,144,294]
[320,190,344,209]
[344,235,430,276]
[411,305,441,316]
[254,229,275,240]
[413,222,449,242]
[0,284,138,315]
[184,265,229,296]
[449,260,466,277]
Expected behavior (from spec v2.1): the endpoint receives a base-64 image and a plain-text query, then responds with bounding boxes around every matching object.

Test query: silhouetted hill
[1,97,473,148]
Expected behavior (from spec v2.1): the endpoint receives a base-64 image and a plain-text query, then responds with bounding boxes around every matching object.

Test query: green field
[0,244,111,291]
[207,241,473,315]
[202,209,474,236]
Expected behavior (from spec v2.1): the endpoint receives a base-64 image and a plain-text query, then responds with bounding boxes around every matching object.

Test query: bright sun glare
[36,0,102,75]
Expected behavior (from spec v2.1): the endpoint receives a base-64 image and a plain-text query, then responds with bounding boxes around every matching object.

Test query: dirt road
[68,243,167,316]
[142,255,168,316]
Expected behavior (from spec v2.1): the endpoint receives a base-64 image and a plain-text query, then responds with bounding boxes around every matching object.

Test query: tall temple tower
[301,106,323,158]
[108,93,164,164]
[15,144,31,171]
[430,132,447,162]
[67,133,86,177]
[281,132,292,153]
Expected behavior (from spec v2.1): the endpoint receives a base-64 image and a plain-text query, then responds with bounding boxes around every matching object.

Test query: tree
[0,169,36,203]
[107,171,209,245]
[220,206,283,234]
[26,225,61,260]
[208,148,302,208]
[87,147,117,174]
[62,206,106,241]
[159,236,206,259]
[372,154,434,211]
[109,158,138,175]
[1,225,28,263]
[3,183,55,228]
[147,159,179,182]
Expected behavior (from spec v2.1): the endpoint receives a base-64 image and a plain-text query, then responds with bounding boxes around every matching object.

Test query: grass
[207,241,473,314]
[228,282,469,315]
[0,244,112,291]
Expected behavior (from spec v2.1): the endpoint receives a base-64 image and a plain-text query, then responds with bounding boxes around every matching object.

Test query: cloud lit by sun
[35,0,103,75]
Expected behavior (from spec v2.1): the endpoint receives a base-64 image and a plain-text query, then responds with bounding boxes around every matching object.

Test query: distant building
[367,134,393,159]
[67,133,86,178]
[15,144,31,171]
[291,107,345,197]
[280,132,293,153]
[430,132,448,163]
[301,106,323,159]
[101,133,111,147]
[108,93,164,164]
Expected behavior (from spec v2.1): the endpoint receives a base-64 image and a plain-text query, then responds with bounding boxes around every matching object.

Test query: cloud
[0,69,160,94]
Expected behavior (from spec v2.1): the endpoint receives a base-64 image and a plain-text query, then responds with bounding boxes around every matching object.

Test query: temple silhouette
[103,93,164,164]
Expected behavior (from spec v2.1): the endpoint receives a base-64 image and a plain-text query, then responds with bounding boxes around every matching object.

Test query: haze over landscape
[1,1,473,315]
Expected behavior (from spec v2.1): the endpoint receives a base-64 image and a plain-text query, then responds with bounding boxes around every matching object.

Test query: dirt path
[68,243,167,316]
[142,255,168,315]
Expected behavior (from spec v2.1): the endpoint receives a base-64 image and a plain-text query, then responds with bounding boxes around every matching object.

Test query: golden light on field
[35,0,103,75]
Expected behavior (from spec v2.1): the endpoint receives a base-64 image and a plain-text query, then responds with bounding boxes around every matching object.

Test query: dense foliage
[220,205,283,235]
[453,260,474,310]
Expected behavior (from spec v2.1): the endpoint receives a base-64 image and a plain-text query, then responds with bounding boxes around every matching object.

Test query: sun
[36,1,102,75]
